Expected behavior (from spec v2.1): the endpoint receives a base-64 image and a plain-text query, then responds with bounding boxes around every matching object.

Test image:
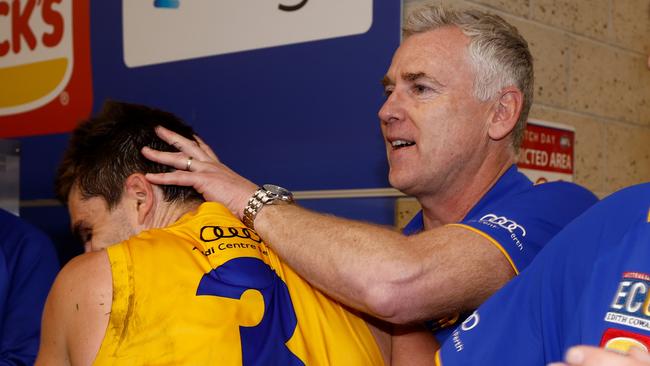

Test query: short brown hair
[55,101,203,207]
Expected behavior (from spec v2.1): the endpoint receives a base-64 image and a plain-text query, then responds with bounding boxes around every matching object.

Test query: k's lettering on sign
[0,0,92,137]
[0,0,71,115]
[0,0,64,56]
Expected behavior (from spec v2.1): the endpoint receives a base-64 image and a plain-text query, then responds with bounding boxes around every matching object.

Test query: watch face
[262,184,293,200]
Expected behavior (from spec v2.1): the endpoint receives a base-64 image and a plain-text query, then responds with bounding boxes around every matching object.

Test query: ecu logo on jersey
[604,272,650,333]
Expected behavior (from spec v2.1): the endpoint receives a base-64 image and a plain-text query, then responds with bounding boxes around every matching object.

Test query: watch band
[242,185,294,230]
[242,188,266,230]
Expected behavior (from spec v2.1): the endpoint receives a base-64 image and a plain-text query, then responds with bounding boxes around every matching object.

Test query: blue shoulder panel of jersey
[458,165,597,272]
[437,182,650,366]
[402,165,532,235]
[403,165,597,345]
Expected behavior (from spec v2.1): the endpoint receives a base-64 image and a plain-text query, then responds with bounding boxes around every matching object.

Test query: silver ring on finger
[185,156,193,171]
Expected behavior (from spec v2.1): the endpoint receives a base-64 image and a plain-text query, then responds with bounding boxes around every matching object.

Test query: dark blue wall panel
[18,1,401,264]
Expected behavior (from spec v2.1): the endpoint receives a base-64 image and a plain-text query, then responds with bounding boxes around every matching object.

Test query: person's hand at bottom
[549,346,650,366]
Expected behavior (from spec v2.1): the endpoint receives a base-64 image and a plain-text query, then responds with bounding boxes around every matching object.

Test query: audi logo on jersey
[479,214,527,237]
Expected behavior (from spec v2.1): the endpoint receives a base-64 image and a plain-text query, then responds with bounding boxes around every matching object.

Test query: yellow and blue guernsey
[402,165,598,342]
[93,202,384,365]
[436,182,650,365]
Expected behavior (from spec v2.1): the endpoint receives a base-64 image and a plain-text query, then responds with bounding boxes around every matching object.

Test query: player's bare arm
[36,251,112,366]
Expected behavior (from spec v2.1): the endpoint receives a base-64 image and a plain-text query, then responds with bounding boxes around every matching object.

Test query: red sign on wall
[0,0,92,137]
[517,119,574,184]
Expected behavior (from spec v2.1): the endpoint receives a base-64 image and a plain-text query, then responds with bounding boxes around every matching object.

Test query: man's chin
[388,173,416,196]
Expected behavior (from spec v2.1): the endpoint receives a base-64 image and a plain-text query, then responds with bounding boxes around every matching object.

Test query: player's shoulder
[50,250,112,305]
[542,183,650,254]
[40,251,112,365]
[508,180,598,216]
[60,250,110,275]
[598,182,650,208]
[527,180,597,200]
[571,182,650,229]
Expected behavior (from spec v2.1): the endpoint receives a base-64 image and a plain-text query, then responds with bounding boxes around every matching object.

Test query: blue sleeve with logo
[456,180,597,273]
[437,183,650,366]
[404,166,597,344]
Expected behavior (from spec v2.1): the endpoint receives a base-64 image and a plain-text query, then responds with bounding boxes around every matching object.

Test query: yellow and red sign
[601,328,650,354]
[0,0,92,137]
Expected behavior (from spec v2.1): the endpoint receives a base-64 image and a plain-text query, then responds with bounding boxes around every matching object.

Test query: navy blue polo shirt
[403,165,598,342]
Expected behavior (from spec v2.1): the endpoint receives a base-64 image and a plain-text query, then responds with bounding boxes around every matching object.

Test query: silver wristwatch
[242,184,294,230]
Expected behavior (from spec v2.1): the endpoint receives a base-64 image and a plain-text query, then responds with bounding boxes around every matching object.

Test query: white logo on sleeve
[461,311,480,331]
[479,214,527,237]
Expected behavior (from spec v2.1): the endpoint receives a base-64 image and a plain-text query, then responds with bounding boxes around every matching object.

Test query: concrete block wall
[403,0,650,197]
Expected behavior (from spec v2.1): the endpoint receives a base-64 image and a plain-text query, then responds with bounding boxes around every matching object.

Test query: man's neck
[149,200,203,229]
[418,150,515,230]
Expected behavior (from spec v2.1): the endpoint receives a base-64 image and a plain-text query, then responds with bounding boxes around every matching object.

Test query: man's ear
[124,173,155,225]
[487,86,524,141]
